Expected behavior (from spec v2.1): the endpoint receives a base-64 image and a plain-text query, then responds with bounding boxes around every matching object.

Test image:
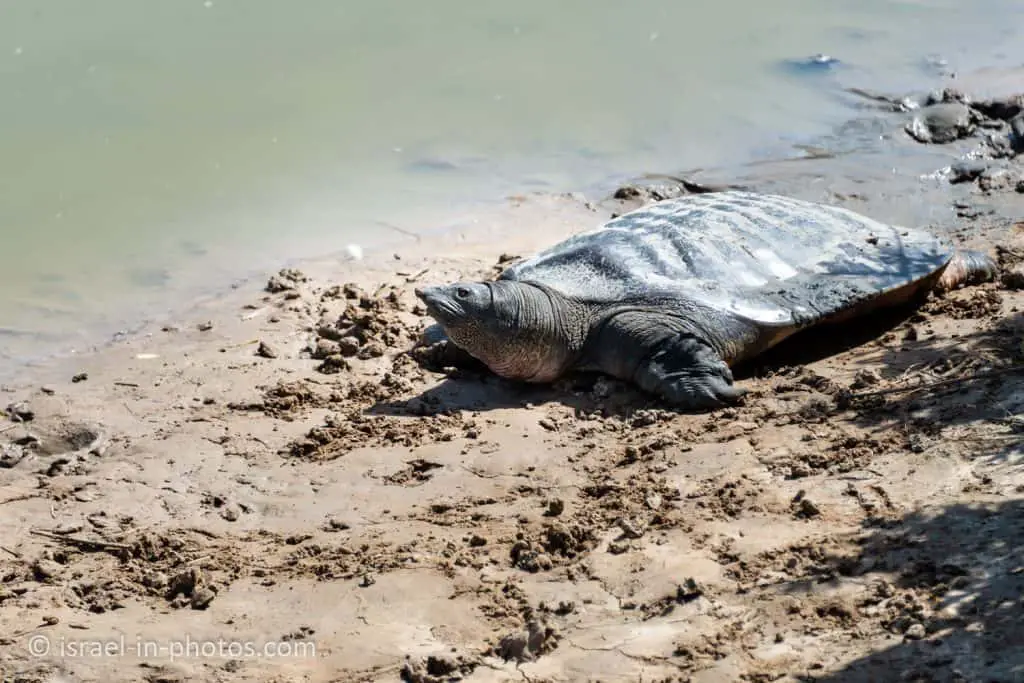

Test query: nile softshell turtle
[415,191,996,410]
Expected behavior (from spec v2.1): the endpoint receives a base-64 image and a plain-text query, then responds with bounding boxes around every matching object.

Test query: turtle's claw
[633,333,744,412]
[411,326,488,374]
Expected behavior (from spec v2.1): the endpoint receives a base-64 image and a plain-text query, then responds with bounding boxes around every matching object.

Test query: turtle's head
[415,280,585,382]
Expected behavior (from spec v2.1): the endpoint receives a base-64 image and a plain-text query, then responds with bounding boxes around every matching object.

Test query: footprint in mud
[3,417,105,458]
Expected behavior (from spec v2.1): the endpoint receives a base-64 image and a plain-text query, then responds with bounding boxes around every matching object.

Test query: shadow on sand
[797,496,1024,682]
[834,306,1024,463]
[372,301,1024,461]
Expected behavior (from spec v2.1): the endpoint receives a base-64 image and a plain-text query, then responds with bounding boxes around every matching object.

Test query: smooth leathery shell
[497,191,955,330]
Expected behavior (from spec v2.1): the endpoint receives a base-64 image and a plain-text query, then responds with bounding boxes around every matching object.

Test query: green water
[1,0,1023,366]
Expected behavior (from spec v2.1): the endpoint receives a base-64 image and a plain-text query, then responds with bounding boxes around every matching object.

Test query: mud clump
[768,367,850,419]
[827,435,885,473]
[949,159,989,184]
[5,419,103,457]
[231,380,331,419]
[285,406,476,461]
[310,283,419,373]
[276,536,455,581]
[978,168,1024,194]
[493,616,560,663]
[996,244,1024,290]
[922,287,1003,319]
[10,530,241,616]
[401,653,480,683]
[693,478,768,519]
[898,89,1024,171]
[166,566,218,610]
[905,102,977,144]
[317,285,407,340]
[607,175,742,217]
[971,93,1024,122]
[255,340,278,359]
[259,279,493,459]
[265,268,308,294]
[385,459,444,486]
[510,523,595,572]
[6,401,35,422]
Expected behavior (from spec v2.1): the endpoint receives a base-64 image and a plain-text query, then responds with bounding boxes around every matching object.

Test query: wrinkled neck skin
[454,281,589,383]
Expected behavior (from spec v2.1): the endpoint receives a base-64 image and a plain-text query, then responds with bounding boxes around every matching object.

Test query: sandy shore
[2,68,1024,683]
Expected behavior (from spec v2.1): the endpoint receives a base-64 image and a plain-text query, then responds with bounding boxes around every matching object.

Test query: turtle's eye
[456,287,470,299]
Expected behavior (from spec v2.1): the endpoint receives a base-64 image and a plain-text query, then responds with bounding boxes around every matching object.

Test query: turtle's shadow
[366,367,662,419]
[733,300,921,380]
[368,303,921,419]
[790,497,1024,681]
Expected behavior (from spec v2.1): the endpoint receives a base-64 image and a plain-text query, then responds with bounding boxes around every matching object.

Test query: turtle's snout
[415,285,457,321]
[414,286,438,303]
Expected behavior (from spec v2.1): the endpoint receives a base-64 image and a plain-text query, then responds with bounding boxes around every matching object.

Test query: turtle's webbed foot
[634,335,747,411]
[659,371,747,410]
[418,322,450,348]
[412,323,488,373]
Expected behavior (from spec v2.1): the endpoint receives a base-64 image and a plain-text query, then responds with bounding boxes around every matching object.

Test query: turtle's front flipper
[634,334,747,410]
[412,323,489,373]
[589,311,748,411]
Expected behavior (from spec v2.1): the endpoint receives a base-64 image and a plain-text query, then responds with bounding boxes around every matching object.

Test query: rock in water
[906,103,976,143]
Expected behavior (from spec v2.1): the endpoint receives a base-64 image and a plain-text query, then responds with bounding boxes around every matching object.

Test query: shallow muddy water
[1,0,1023,366]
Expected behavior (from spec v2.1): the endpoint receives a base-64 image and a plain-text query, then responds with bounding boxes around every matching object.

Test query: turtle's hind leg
[937,249,998,291]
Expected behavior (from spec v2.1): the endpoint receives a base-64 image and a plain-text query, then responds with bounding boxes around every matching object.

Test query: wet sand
[2,68,1024,683]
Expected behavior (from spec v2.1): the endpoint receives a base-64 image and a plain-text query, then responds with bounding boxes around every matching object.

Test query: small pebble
[544,498,565,517]
[616,517,645,539]
[190,587,217,610]
[324,518,350,532]
[337,337,361,357]
[797,498,821,518]
[6,402,34,422]
[256,341,278,359]
[32,559,64,582]
[538,418,557,432]
[312,339,341,360]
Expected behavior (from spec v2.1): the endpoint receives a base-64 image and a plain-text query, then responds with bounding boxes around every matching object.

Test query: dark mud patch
[284,406,478,461]
[1,529,245,616]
